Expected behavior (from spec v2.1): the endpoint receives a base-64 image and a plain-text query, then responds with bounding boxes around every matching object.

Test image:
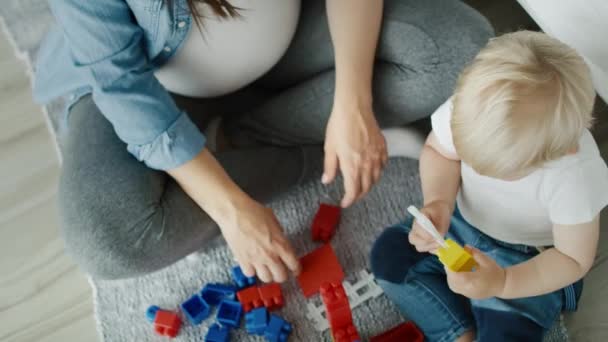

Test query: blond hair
[452,31,595,178]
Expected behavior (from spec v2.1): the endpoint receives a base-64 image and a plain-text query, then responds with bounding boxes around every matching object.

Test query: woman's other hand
[322,98,388,208]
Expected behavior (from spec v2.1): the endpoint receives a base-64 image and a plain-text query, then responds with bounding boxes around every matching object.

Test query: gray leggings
[59,0,493,279]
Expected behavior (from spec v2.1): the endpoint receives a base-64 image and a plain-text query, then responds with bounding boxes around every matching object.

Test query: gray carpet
[1,1,568,341]
[94,158,421,341]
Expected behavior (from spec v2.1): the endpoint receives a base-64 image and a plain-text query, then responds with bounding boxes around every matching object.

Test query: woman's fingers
[358,162,374,200]
[255,264,272,283]
[322,148,339,185]
[266,255,288,283]
[240,261,256,278]
[341,166,361,207]
[276,240,301,275]
[373,163,382,185]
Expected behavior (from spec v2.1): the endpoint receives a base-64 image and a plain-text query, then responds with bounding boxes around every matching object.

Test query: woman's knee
[370,224,418,283]
[373,0,493,123]
[382,0,493,66]
[380,0,493,96]
[58,181,167,279]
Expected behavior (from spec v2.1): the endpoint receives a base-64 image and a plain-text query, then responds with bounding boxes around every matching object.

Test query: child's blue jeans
[370,208,582,342]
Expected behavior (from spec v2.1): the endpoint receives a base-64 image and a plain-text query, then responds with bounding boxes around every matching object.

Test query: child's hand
[408,200,451,254]
[445,246,506,299]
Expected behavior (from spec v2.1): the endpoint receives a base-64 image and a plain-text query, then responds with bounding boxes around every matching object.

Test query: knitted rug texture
[0,2,568,341]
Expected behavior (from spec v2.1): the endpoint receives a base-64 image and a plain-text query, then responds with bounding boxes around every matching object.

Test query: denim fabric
[34,0,203,170]
[370,209,582,342]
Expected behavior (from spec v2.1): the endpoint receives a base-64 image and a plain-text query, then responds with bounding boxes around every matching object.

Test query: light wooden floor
[0,29,98,342]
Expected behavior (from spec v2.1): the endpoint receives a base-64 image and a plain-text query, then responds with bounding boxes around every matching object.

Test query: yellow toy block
[437,239,477,272]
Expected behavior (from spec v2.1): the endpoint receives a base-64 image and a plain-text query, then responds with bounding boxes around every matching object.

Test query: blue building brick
[145,305,160,323]
[264,314,292,342]
[217,299,243,328]
[201,283,237,306]
[231,266,256,289]
[180,294,211,325]
[204,323,230,342]
[245,307,268,335]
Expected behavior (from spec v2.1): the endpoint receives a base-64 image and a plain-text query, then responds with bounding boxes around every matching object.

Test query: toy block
[342,270,383,308]
[264,314,293,342]
[205,323,230,342]
[216,299,243,327]
[311,203,341,242]
[327,305,354,332]
[245,307,268,335]
[305,300,329,331]
[146,305,160,323]
[201,283,237,306]
[153,310,182,338]
[237,286,263,313]
[437,239,477,272]
[320,282,353,331]
[180,294,211,325]
[333,324,361,342]
[232,265,257,289]
[320,282,349,312]
[297,244,345,298]
[258,283,284,311]
[306,270,383,332]
[370,322,424,342]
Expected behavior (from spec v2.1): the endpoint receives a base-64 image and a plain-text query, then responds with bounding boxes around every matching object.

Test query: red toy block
[297,244,345,298]
[370,322,424,342]
[320,282,349,311]
[153,310,182,338]
[258,283,284,311]
[320,282,353,330]
[237,286,263,313]
[333,324,361,342]
[311,203,341,242]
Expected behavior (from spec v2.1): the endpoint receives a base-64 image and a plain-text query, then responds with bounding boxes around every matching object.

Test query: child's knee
[370,225,418,283]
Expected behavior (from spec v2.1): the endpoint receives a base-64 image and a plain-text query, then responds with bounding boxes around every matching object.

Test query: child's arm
[421,132,461,210]
[410,132,461,252]
[498,216,600,299]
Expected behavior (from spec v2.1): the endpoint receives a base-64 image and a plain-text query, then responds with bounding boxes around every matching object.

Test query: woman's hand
[218,197,300,283]
[323,99,387,207]
[168,149,300,284]
[408,200,452,254]
[446,246,506,299]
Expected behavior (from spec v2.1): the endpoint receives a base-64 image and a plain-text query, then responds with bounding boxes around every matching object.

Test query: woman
[34,0,492,282]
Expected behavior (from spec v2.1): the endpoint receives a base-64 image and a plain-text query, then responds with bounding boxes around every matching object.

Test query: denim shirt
[33,0,205,170]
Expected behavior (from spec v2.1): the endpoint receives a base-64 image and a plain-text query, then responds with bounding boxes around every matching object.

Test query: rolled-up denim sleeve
[50,0,205,170]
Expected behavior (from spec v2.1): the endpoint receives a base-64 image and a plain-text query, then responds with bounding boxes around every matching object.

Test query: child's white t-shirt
[431,99,608,246]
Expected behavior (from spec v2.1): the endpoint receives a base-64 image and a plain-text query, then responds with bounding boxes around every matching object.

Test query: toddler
[370,31,608,342]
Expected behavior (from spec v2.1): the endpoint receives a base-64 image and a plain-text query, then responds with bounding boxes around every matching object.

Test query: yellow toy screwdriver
[407,206,477,272]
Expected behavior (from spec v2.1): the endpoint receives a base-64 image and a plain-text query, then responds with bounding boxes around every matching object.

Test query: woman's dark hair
[184,0,239,27]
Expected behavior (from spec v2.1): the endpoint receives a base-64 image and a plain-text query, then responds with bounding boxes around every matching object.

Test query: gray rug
[94,159,420,341]
[1,2,568,341]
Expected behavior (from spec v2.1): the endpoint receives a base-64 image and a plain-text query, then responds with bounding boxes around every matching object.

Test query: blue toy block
[245,307,268,335]
[231,266,256,289]
[264,314,292,342]
[180,294,211,325]
[202,283,237,306]
[205,323,230,342]
[216,299,243,328]
[145,305,160,323]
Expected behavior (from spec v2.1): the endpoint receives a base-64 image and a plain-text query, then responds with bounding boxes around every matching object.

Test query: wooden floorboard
[0,29,97,342]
